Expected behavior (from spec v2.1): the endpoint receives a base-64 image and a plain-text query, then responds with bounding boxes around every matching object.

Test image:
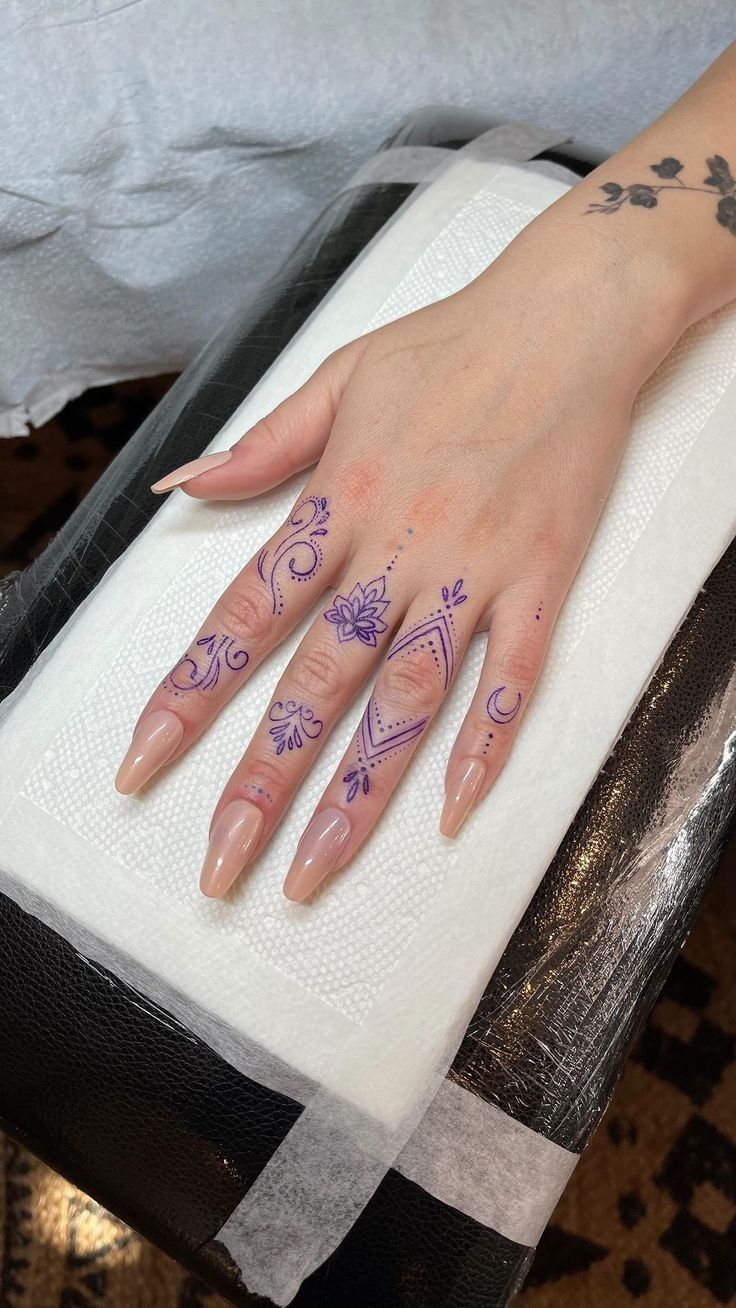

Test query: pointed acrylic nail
[150,449,233,494]
[283,808,351,902]
[200,800,264,898]
[440,759,486,838]
[114,710,184,795]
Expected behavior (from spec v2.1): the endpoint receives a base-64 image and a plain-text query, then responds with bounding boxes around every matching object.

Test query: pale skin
[115,42,736,902]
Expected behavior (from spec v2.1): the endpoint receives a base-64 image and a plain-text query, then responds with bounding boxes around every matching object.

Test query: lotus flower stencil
[323,576,390,646]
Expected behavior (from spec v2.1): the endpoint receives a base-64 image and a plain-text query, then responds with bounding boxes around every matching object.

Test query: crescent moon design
[486,685,522,724]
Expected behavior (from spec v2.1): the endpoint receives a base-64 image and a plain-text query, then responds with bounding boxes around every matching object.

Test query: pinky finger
[440,587,559,838]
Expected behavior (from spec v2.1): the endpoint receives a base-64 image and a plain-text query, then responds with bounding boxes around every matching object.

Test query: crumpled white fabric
[1,0,730,433]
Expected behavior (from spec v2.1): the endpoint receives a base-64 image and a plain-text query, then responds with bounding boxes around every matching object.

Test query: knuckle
[251,409,287,454]
[530,525,563,558]
[238,756,288,798]
[493,636,541,689]
[381,648,444,714]
[471,708,510,747]
[338,458,384,515]
[290,641,345,701]
[527,521,575,572]
[218,579,274,644]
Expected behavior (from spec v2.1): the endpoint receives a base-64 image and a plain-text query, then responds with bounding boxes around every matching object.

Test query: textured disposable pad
[1,158,735,1116]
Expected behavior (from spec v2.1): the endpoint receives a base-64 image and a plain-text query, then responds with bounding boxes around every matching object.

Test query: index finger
[114,492,347,793]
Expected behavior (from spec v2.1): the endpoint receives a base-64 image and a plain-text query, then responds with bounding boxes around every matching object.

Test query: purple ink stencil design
[343,764,370,803]
[358,696,428,762]
[486,685,522,724]
[323,576,390,647]
[268,700,323,755]
[340,579,466,802]
[441,578,467,607]
[166,633,249,694]
[257,496,329,616]
[243,781,274,803]
[342,699,427,804]
[388,577,467,689]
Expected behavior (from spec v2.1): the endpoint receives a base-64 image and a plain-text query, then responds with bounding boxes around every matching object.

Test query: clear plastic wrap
[0,113,734,1308]
[453,542,736,1150]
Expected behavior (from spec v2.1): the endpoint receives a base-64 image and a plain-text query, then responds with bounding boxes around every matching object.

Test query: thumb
[151,338,366,500]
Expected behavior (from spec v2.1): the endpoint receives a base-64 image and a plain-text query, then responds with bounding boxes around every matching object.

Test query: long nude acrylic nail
[440,759,486,838]
[150,449,232,494]
[114,711,184,795]
[200,800,264,898]
[283,808,351,902]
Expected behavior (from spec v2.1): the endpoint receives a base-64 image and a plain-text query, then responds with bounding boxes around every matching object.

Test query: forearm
[472,42,736,392]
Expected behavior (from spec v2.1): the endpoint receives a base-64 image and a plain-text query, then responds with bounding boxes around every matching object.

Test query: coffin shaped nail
[440,758,486,838]
[200,800,264,898]
[150,449,232,494]
[115,710,184,795]
[283,808,351,902]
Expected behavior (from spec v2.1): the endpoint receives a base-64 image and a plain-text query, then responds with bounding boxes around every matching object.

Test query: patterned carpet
[0,382,735,1307]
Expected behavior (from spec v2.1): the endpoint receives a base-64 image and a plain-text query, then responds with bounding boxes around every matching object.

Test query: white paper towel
[0,157,735,1300]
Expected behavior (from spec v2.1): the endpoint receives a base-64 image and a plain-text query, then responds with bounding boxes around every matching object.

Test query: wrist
[556,145,736,344]
[535,193,693,383]
[468,197,691,398]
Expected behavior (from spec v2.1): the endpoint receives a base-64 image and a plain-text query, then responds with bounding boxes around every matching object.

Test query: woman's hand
[114,208,685,902]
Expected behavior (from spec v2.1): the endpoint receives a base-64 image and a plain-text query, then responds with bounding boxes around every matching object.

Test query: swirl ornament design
[268,700,324,755]
[486,685,522,725]
[258,496,330,616]
[167,633,249,694]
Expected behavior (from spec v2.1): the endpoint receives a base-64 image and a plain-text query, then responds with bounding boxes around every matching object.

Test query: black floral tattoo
[586,154,736,235]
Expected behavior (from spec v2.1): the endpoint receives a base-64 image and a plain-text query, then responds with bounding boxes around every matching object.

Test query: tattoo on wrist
[165,633,249,695]
[487,685,522,724]
[269,700,323,754]
[258,496,330,616]
[586,154,736,235]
